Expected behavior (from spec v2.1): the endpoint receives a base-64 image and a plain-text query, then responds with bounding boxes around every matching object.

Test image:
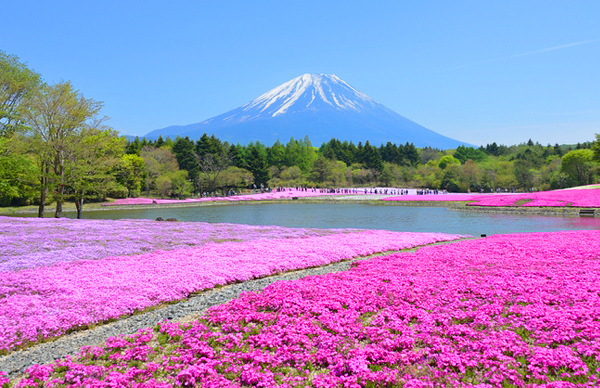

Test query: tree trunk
[75,196,83,219]
[54,158,64,218]
[38,162,48,218]
[54,189,63,218]
[38,181,47,218]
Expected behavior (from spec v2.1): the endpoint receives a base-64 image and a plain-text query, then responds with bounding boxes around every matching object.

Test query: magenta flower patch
[0,229,460,353]
[13,230,600,386]
[382,187,600,208]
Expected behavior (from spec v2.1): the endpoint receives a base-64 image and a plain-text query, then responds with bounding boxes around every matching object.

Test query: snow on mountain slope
[144,74,471,149]
[241,74,376,117]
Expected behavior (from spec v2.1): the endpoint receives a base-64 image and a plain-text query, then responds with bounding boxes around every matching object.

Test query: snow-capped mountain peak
[144,73,471,149]
[241,73,376,118]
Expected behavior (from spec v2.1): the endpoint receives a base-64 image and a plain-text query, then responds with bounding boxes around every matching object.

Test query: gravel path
[0,252,386,378]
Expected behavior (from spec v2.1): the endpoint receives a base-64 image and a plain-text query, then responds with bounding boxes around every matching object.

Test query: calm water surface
[61,203,600,236]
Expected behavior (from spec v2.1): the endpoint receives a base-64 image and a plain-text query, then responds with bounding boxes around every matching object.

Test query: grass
[0,200,111,215]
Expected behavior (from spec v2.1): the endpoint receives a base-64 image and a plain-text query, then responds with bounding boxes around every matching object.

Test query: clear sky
[1,1,598,147]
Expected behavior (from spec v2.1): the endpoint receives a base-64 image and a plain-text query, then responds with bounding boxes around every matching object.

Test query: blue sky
[1,1,598,146]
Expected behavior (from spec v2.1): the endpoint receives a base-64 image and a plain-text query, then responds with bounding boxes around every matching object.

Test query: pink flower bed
[383,188,600,208]
[472,188,600,208]
[103,188,342,206]
[382,194,485,202]
[15,230,600,386]
[0,230,461,353]
[0,217,340,271]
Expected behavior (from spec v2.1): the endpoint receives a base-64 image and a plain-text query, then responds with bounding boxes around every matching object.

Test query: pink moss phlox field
[14,230,600,387]
[103,188,342,206]
[472,188,600,207]
[382,194,485,202]
[382,188,600,208]
[0,216,343,271]
[0,230,461,353]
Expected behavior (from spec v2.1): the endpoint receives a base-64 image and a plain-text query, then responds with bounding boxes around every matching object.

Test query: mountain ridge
[144,74,471,149]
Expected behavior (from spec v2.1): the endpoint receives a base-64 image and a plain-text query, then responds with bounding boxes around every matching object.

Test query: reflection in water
[55,203,600,236]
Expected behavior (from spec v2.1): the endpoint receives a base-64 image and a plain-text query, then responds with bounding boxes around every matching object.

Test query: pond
[55,203,600,236]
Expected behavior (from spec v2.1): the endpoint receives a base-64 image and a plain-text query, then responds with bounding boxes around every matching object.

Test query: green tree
[297,136,317,172]
[312,154,332,183]
[402,142,420,166]
[360,141,383,172]
[216,166,254,189]
[514,160,535,190]
[23,81,105,217]
[0,137,37,205]
[0,51,41,137]
[592,133,600,162]
[454,146,487,164]
[229,143,244,168]
[169,170,192,199]
[196,153,232,193]
[272,165,304,187]
[67,129,124,218]
[125,136,143,155]
[330,161,349,186]
[419,147,442,164]
[379,162,396,187]
[155,174,173,198]
[246,144,269,187]
[441,164,461,192]
[267,140,286,167]
[116,154,146,197]
[494,161,516,190]
[140,145,178,196]
[194,135,232,193]
[438,155,461,169]
[414,160,442,189]
[155,135,165,148]
[172,137,197,176]
[460,159,481,191]
[560,149,596,186]
[284,137,301,167]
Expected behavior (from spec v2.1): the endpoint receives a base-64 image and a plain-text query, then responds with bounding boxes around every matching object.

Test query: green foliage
[172,137,198,178]
[0,50,42,137]
[141,145,179,195]
[440,164,461,192]
[107,184,129,199]
[513,160,535,190]
[360,141,384,172]
[116,154,146,197]
[169,170,192,198]
[245,143,270,187]
[281,136,316,172]
[267,139,286,167]
[0,137,37,205]
[454,146,487,164]
[217,166,254,189]
[561,149,596,186]
[481,142,509,156]
[67,128,125,212]
[125,136,150,155]
[22,80,107,217]
[592,133,600,163]
[438,155,461,169]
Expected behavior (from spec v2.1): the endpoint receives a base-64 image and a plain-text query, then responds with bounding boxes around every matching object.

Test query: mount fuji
[144,74,470,149]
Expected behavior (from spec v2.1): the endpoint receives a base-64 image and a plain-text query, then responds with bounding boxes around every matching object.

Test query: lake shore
[2,194,598,217]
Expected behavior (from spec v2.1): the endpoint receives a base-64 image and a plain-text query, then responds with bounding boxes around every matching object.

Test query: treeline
[124,133,600,197]
[2,50,600,218]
